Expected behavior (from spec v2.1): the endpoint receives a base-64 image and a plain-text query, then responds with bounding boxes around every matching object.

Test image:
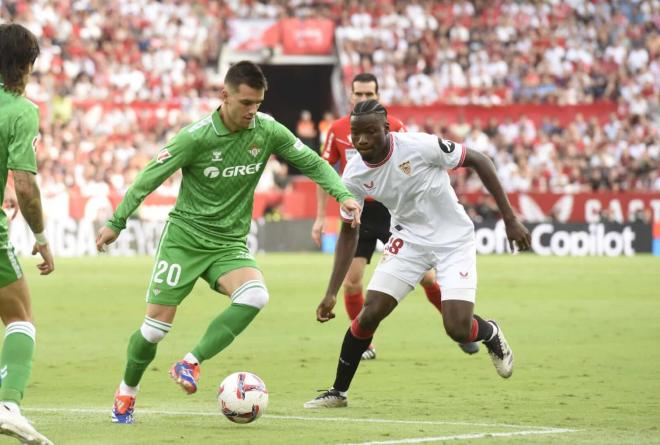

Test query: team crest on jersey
[156,148,172,164]
[248,145,261,158]
[212,151,223,162]
[398,161,412,176]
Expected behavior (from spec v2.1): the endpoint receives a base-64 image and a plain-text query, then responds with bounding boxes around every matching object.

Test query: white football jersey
[341,132,474,247]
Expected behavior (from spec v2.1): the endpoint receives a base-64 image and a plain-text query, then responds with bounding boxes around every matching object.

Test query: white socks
[184,353,199,365]
[118,381,139,397]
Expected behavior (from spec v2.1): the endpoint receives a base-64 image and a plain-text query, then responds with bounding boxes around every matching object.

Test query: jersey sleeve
[106,129,196,233]
[338,176,364,222]
[7,107,39,174]
[320,122,340,165]
[270,121,354,203]
[419,134,466,170]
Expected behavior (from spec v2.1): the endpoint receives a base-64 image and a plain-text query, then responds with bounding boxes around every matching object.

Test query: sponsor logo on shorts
[459,271,469,278]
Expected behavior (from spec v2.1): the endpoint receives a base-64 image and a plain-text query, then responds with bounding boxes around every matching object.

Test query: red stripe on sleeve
[452,145,467,170]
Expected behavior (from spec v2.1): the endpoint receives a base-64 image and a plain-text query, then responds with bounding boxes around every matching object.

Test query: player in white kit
[304,100,531,408]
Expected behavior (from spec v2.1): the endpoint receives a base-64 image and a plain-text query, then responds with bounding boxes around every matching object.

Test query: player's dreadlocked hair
[0,23,40,95]
[224,60,268,91]
[351,99,388,118]
[352,73,379,93]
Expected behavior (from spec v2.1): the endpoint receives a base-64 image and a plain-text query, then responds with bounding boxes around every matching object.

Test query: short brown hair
[352,73,379,94]
[224,61,268,91]
[0,23,40,94]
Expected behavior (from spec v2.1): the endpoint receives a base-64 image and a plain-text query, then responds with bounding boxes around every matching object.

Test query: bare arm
[316,222,359,322]
[13,170,54,274]
[461,148,531,251]
[13,170,45,234]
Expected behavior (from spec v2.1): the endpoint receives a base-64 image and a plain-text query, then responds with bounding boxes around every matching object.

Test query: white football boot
[303,389,347,408]
[484,321,514,378]
[0,403,53,445]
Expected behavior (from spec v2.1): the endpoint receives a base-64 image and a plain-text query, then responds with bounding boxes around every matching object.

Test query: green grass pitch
[8,253,660,445]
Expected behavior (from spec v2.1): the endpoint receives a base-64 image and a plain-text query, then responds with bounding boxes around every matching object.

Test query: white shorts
[367,237,477,303]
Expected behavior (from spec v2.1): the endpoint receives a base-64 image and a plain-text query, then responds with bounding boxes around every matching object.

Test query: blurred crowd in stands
[335,0,658,109]
[1,0,658,223]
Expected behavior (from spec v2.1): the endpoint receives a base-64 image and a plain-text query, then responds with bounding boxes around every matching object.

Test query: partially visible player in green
[0,23,55,445]
[96,61,362,424]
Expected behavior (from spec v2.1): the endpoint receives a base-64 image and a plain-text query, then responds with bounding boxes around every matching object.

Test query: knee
[342,276,363,294]
[343,266,365,294]
[357,306,383,332]
[419,272,436,287]
[232,280,269,310]
[443,316,472,343]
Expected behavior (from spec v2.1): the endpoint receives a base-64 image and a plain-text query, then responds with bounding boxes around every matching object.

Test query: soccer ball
[218,372,268,424]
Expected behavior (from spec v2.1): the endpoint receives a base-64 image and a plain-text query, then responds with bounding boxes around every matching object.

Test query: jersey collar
[212,107,257,136]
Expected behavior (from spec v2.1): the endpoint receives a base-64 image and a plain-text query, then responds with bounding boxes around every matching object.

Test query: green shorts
[145,221,259,306]
[0,244,23,288]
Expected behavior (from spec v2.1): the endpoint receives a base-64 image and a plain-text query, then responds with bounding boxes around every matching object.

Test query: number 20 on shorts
[153,260,182,286]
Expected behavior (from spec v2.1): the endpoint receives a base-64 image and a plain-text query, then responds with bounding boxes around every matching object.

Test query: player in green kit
[0,23,54,445]
[96,61,362,424]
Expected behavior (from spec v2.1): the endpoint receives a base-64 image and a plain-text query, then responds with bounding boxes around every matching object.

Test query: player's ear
[220,88,229,101]
[384,120,390,132]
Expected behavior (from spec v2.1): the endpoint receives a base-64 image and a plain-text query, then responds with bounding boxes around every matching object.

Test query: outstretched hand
[32,242,54,275]
[96,226,119,252]
[340,198,362,228]
[316,295,337,323]
[504,217,532,252]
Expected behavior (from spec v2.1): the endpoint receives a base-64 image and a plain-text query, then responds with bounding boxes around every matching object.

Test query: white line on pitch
[25,407,570,432]
[340,428,577,445]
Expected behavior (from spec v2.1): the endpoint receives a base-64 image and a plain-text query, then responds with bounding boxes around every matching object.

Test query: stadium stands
[1,0,657,224]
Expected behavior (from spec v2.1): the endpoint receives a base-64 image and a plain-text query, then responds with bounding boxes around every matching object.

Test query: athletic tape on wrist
[34,231,48,245]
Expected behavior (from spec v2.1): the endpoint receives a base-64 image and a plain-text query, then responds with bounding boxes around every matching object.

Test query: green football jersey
[0,83,39,247]
[107,110,354,245]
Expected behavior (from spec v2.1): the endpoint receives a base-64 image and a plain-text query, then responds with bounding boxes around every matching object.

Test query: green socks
[123,317,172,387]
[192,303,260,362]
[122,302,260,386]
[0,322,36,404]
